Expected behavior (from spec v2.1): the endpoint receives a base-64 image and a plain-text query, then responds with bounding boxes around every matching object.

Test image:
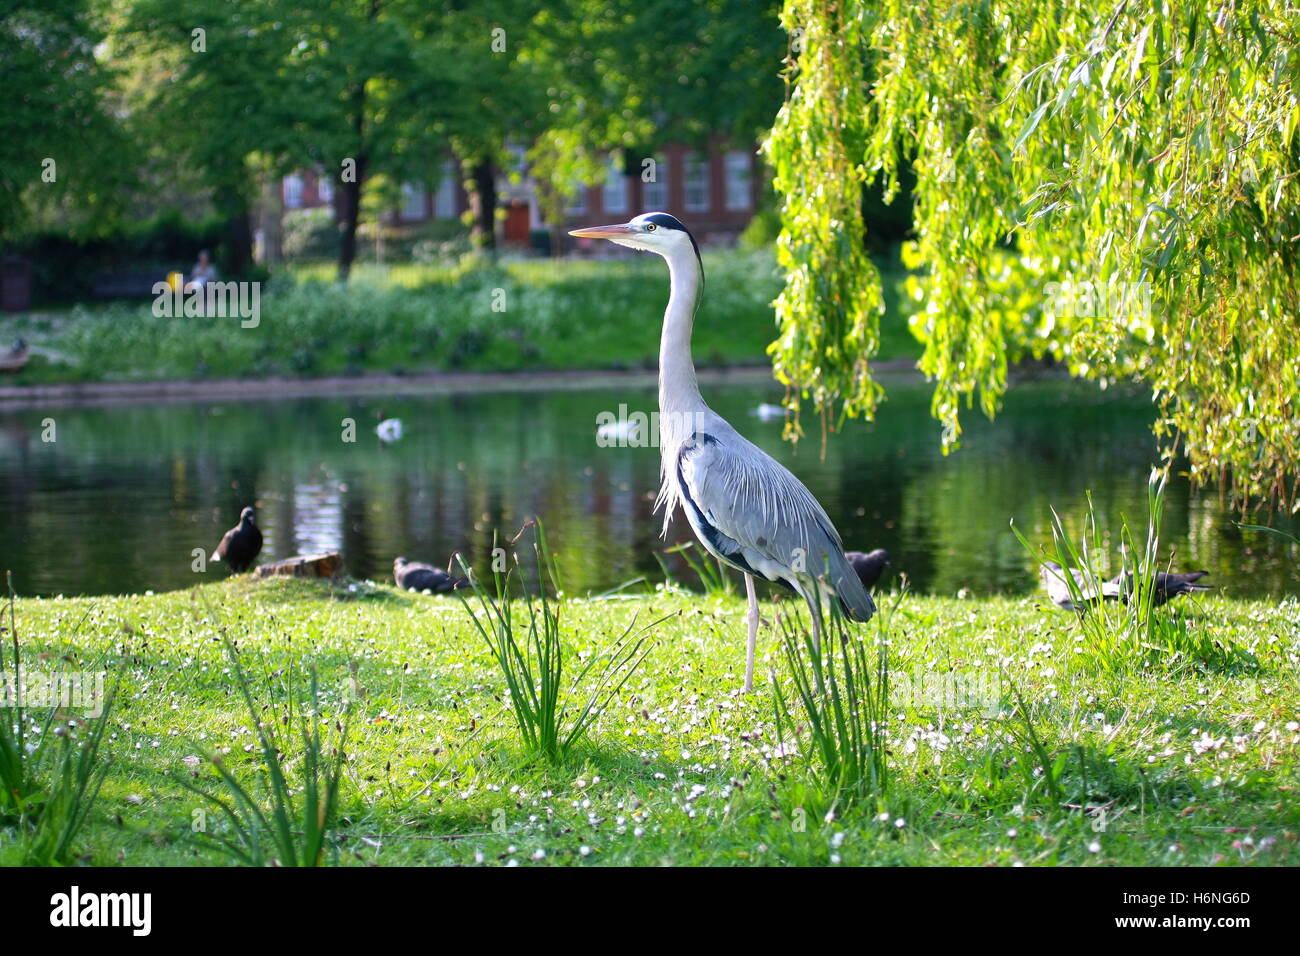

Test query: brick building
[282,142,759,249]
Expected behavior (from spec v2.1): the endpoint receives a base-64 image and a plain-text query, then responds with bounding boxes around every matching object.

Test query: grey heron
[213,506,263,573]
[571,212,875,692]
[393,557,471,594]
[845,549,892,590]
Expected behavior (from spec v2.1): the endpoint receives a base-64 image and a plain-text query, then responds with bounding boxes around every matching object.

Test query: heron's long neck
[658,246,703,421]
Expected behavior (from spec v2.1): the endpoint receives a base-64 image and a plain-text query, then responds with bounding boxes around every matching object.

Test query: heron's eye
[645,223,657,232]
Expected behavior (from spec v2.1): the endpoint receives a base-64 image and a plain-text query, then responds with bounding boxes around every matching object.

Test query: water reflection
[0,374,1295,598]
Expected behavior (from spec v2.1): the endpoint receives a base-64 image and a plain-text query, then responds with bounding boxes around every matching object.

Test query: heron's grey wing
[676,428,875,622]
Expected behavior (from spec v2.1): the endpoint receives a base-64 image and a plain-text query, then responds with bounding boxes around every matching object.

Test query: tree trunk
[258,173,284,265]
[215,186,254,277]
[253,552,344,580]
[338,153,368,282]
[469,159,497,252]
[338,70,370,283]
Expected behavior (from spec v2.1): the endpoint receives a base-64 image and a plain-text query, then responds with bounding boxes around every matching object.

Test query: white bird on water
[596,418,642,443]
[376,418,404,443]
[570,212,875,692]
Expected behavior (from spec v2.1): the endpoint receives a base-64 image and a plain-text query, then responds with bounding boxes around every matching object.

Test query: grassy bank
[1,250,918,386]
[3,576,1296,866]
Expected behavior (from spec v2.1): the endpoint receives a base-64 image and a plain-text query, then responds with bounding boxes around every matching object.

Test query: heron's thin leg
[807,593,824,695]
[808,593,823,655]
[743,573,759,693]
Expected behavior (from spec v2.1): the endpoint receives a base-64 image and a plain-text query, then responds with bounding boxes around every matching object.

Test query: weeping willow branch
[766,0,1300,512]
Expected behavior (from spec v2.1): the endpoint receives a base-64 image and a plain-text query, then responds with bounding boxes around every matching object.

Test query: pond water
[0,373,1296,599]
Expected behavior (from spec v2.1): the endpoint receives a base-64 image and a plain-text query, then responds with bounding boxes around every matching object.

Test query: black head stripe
[643,212,701,266]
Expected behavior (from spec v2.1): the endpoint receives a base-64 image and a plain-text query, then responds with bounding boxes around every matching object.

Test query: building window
[509,143,528,176]
[316,171,334,204]
[564,182,588,216]
[284,173,304,209]
[602,156,629,215]
[401,182,426,220]
[724,151,752,211]
[434,160,457,219]
[684,154,711,213]
[642,155,668,210]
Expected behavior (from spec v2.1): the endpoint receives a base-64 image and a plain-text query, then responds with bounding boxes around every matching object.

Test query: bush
[738,206,780,250]
[282,211,471,265]
[33,249,824,382]
[281,208,341,261]
[9,210,227,305]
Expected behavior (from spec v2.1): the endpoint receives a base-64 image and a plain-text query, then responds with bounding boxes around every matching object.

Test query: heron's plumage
[672,419,874,621]
[641,212,701,265]
[571,211,876,689]
[632,216,874,625]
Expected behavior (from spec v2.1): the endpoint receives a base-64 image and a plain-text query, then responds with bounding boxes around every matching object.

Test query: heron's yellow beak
[568,223,637,239]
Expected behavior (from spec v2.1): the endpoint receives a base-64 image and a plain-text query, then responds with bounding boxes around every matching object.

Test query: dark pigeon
[393,557,470,594]
[214,507,263,573]
[1040,560,1210,611]
[845,549,891,590]
[1107,569,1212,607]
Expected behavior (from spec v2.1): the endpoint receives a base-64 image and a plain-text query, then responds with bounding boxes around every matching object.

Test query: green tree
[0,0,125,241]
[111,0,322,275]
[525,0,784,236]
[421,0,549,252]
[297,0,452,279]
[767,0,1300,512]
[114,0,451,280]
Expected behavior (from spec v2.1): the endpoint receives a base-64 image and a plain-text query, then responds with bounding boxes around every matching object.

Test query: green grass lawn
[1,249,919,386]
[4,576,1296,866]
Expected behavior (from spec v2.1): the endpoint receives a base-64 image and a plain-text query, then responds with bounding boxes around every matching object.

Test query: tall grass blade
[457,520,664,763]
[771,601,891,807]
[183,635,350,866]
[0,572,116,865]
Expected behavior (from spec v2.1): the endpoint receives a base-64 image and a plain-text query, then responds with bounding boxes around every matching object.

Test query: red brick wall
[568,141,759,243]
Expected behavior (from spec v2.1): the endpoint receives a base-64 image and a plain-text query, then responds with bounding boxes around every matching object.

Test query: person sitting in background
[184,250,218,291]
